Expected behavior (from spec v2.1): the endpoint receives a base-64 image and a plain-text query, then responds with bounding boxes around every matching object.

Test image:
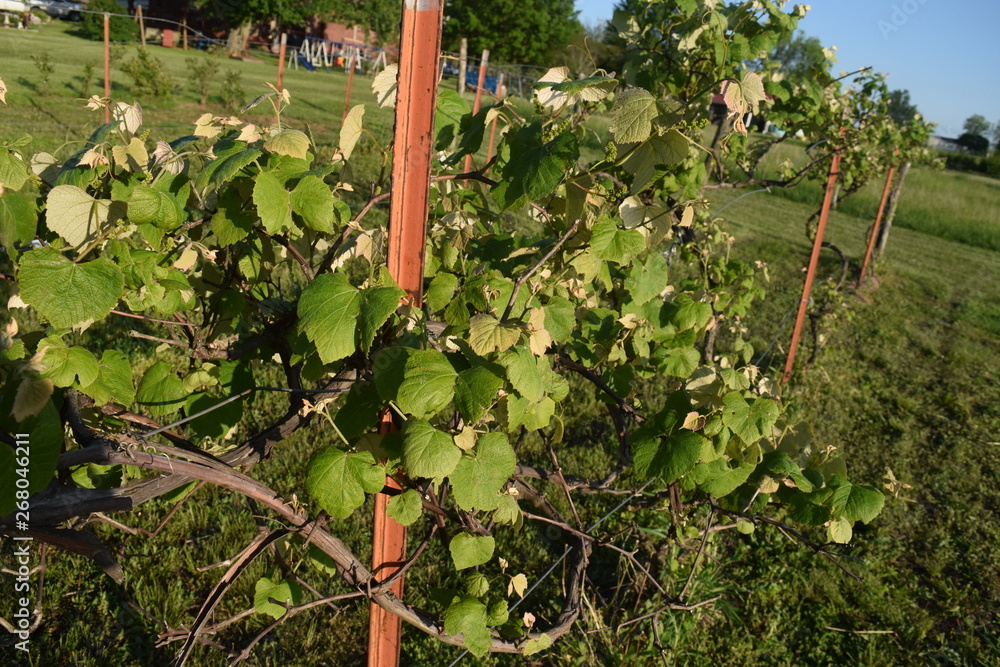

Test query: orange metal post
[782,143,844,384]
[369,1,443,665]
[343,52,356,122]
[276,33,287,91]
[857,166,896,288]
[462,49,489,175]
[103,13,110,124]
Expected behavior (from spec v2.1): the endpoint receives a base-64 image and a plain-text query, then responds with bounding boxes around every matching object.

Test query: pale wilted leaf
[372,64,398,108]
[12,377,53,422]
[339,104,365,161]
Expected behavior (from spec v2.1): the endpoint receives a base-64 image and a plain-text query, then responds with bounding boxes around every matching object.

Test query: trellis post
[782,136,844,383]
[103,13,110,124]
[857,165,896,288]
[368,1,444,665]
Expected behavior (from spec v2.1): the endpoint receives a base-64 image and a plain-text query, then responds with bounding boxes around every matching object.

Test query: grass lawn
[1,19,999,667]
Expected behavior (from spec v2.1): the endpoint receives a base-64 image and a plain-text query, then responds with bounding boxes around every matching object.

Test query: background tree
[769,31,828,81]
[991,120,1000,151]
[887,89,918,124]
[81,0,139,42]
[550,22,624,75]
[329,0,401,46]
[196,0,336,55]
[963,113,991,137]
[442,0,581,64]
[958,114,992,154]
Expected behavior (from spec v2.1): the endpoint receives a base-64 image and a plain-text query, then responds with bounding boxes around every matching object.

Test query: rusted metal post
[462,49,489,175]
[276,33,287,91]
[103,13,110,124]
[369,1,443,665]
[343,51,356,122]
[782,140,844,384]
[857,166,896,288]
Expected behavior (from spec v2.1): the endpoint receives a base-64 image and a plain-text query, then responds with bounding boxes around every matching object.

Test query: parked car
[35,0,83,20]
[0,0,80,20]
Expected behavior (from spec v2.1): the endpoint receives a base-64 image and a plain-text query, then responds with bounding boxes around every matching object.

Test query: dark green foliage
[957,131,989,155]
[887,88,918,124]
[220,68,245,112]
[81,0,140,43]
[442,0,582,65]
[770,30,828,81]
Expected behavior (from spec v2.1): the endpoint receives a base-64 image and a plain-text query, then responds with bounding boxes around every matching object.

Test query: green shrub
[29,51,54,95]
[81,0,139,43]
[120,48,175,99]
[186,56,219,105]
[220,68,245,112]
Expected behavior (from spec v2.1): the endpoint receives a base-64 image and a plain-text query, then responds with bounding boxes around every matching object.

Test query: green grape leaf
[499,347,545,402]
[435,88,470,151]
[523,633,552,656]
[827,479,885,524]
[492,494,521,526]
[264,128,310,160]
[611,87,657,143]
[397,349,457,418]
[38,337,99,388]
[449,533,495,571]
[468,313,522,356]
[297,273,362,364]
[289,174,336,233]
[18,247,124,329]
[0,190,38,252]
[542,297,576,343]
[451,432,516,512]
[633,429,706,483]
[45,184,111,250]
[0,388,62,517]
[692,459,755,498]
[210,186,254,246]
[590,218,645,265]
[0,146,32,190]
[721,392,779,444]
[206,147,262,188]
[827,517,853,544]
[443,595,491,657]
[625,252,668,305]
[306,448,385,519]
[402,419,461,479]
[254,576,301,619]
[386,488,423,526]
[493,123,578,211]
[659,346,700,378]
[253,170,293,234]
[425,273,459,313]
[670,295,713,331]
[454,366,504,424]
[136,361,187,417]
[128,185,183,229]
[358,284,404,354]
[621,130,690,192]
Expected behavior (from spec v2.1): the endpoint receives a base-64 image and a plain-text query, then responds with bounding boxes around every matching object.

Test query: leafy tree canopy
[957,131,989,155]
[328,0,401,46]
[443,0,582,65]
[196,0,336,30]
[887,89,918,125]
[963,113,991,137]
[769,31,828,81]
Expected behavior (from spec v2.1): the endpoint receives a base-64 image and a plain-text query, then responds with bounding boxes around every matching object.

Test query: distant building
[928,136,966,153]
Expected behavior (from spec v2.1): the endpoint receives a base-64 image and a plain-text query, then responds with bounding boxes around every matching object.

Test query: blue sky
[574,0,1000,138]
